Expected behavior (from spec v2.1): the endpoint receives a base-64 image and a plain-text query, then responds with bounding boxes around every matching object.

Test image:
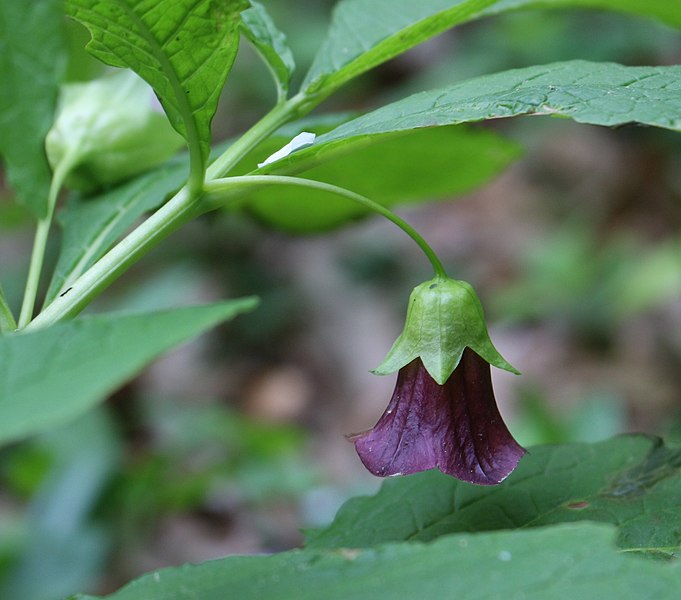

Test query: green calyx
[373,276,519,385]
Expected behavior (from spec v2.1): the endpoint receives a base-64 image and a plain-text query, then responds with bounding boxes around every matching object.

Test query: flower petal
[354,351,525,485]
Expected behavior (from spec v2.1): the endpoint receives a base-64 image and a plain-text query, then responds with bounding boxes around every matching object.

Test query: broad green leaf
[241,0,295,100]
[481,0,681,30]
[45,155,189,304]
[0,0,67,218]
[71,523,681,600]
[261,61,681,193]
[301,0,681,102]
[245,126,520,232]
[65,0,248,164]
[0,299,258,446]
[615,239,681,317]
[314,61,681,147]
[301,0,496,98]
[308,435,681,556]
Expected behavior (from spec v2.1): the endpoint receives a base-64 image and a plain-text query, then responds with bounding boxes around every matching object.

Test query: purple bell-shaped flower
[353,276,525,485]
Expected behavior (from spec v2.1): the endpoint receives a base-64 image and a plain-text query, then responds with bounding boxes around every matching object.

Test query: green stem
[0,284,16,333]
[25,185,201,331]
[21,87,385,330]
[205,93,306,181]
[17,159,72,328]
[204,175,448,278]
[23,98,308,330]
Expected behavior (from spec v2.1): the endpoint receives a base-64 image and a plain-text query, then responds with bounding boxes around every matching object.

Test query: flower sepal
[373,276,518,385]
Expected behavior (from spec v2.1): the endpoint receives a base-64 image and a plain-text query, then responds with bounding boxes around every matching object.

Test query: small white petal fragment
[257,132,316,168]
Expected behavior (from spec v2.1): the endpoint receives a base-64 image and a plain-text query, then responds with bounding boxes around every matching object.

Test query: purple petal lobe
[354,350,526,485]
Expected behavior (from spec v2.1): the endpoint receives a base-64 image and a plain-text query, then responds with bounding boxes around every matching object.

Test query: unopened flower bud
[46,70,185,191]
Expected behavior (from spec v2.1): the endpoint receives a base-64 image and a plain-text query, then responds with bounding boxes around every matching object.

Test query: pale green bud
[45,70,185,191]
[373,276,519,385]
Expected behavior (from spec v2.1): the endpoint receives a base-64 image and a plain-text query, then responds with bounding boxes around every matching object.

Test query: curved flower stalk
[353,276,526,485]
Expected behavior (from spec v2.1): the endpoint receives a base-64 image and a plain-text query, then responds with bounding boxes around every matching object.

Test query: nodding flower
[352,351,525,485]
[352,276,525,485]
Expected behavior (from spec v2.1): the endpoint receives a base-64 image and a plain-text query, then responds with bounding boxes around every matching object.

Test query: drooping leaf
[241,0,295,100]
[71,523,681,600]
[245,126,520,232]
[65,0,249,164]
[45,155,189,304]
[307,435,681,556]
[301,0,496,98]
[0,0,67,218]
[481,0,681,30]
[311,61,681,148]
[0,298,258,446]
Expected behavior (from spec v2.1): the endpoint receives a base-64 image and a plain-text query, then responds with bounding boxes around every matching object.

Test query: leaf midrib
[114,0,197,134]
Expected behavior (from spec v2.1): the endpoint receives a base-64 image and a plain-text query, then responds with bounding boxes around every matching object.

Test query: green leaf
[301,0,681,103]
[245,126,519,232]
[45,155,189,304]
[0,0,67,218]
[241,0,295,101]
[0,298,258,446]
[65,0,248,165]
[481,0,681,30]
[301,0,496,98]
[71,523,681,600]
[315,61,681,147]
[308,435,681,556]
